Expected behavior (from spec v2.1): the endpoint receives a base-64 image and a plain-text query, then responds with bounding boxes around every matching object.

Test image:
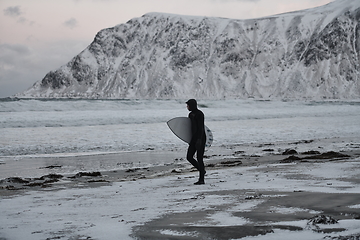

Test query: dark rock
[282,149,298,155]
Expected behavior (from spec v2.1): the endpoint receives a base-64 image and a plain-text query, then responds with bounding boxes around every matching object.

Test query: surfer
[186,99,206,185]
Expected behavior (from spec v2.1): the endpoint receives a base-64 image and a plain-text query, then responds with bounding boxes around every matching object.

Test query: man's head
[186,99,197,111]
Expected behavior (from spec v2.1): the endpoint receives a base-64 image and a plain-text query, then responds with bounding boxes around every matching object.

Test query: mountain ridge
[17,0,360,99]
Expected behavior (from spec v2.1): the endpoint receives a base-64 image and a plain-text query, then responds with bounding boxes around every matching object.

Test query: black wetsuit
[186,100,206,183]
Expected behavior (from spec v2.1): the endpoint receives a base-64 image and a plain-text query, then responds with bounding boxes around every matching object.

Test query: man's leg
[194,143,206,184]
[186,143,199,171]
[197,145,205,175]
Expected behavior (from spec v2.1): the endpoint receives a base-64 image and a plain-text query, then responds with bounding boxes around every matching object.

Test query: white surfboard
[167,117,213,148]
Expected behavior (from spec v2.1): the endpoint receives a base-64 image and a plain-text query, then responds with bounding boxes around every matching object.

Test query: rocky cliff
[18,0,360,99]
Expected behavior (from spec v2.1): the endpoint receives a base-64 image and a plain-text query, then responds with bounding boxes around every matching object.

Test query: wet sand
[133,191,360,239]
[131,148,360,239]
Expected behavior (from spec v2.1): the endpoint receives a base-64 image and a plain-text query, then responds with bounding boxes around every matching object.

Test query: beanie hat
[186,99,197,111]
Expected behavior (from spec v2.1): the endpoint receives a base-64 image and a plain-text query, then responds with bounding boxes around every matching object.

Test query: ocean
[1,98,359,177]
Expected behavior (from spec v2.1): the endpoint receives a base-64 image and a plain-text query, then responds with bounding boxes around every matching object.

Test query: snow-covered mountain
[18,0,360,99]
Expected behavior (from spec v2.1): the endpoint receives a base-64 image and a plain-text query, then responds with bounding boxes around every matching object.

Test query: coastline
[1,137,360,240]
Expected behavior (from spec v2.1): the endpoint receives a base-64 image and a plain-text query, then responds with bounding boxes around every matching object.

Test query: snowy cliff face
[19,0,360,99]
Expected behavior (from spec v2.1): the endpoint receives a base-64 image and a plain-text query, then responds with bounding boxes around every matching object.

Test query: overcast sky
[0,0,333,98]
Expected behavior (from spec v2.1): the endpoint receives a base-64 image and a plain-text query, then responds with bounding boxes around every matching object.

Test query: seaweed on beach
[280,156,302,163]
[282,149,298,155]
[302,151,350,160]
[306,215,342,233]
[40,165,62,169]
[325,233,360,240]
[0,174,64,190]
[308,215,338,225]
[68,172,102,178]
[220,159,243,167]
[302,150,321,155]
[2,177,30,184]
[280,151,351,163]
[39,174,63,180]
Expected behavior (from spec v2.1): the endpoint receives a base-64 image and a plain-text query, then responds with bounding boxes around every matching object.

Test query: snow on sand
[1,140,360,240]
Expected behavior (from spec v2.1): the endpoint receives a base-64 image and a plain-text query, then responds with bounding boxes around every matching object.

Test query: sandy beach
[1,137,360,240]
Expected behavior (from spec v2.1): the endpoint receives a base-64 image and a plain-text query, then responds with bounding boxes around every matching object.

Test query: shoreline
[1,137,360,239]
[1,136,358,178]
[1,137,359,194]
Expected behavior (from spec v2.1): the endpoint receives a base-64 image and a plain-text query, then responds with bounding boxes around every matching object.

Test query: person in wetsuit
[186,99,206,185]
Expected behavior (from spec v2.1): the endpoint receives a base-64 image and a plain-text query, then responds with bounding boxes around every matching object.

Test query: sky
[0,0,334,98]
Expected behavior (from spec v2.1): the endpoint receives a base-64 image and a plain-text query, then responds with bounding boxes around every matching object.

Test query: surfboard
[167,117,213,148]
